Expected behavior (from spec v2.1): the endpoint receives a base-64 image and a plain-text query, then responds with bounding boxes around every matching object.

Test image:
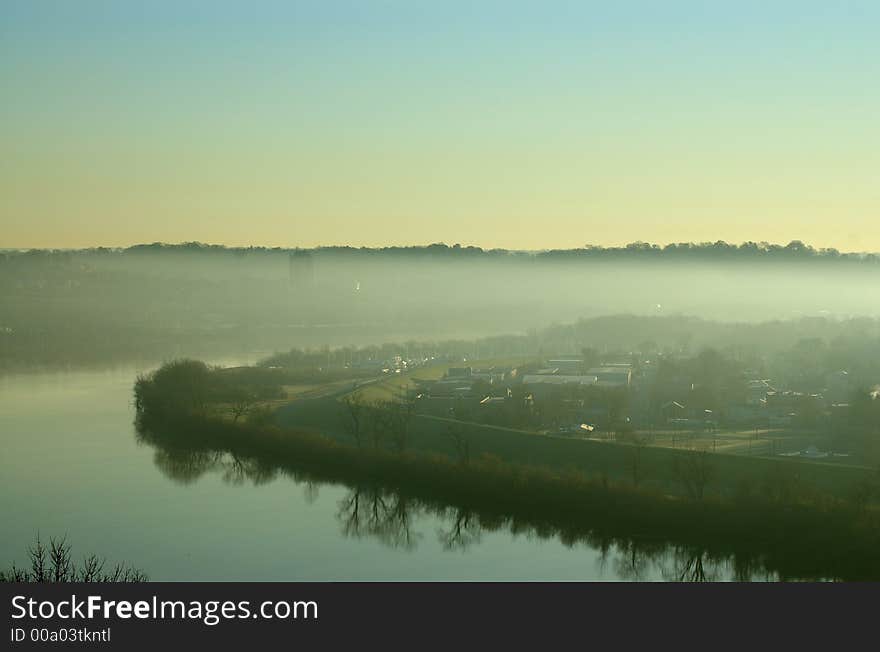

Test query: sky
[1,1,878,251]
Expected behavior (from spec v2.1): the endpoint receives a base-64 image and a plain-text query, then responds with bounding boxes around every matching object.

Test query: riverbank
[274,389,878,503]
[135,401,880,581]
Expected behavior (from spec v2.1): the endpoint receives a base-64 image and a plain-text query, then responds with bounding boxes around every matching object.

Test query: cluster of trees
[518,385,630,433]
[134,360,284,422]
[650,348,748,415]
[251,314,880,383]
[539,240,869,262]
[541,315,880,361]
[773,334,880,390]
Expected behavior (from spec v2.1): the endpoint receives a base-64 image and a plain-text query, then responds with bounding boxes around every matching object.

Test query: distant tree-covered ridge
[2,239,879,263]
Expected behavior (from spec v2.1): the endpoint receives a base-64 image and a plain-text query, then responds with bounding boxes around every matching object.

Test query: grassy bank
[398,414,878,501]
[275,392,878,504]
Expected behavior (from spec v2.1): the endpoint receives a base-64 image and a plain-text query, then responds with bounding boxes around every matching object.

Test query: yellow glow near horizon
[2,3,878,251]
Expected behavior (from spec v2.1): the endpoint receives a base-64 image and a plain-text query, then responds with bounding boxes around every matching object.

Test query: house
[471,366,512,384]
[546,359,584,375]
[745,379,774,406]
[661,400,686,422]
[765,390,823,419]
[586,366,632,387]
[521,375,599,400]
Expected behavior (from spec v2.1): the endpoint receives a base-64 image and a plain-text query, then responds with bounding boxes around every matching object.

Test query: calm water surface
[0,364,772,581]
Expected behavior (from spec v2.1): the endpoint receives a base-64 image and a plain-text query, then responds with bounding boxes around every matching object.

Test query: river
[0,364,777,581]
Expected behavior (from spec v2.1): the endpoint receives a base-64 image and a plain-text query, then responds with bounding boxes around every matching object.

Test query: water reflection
[597,541,775,583]
[136,421,793,582]
[438,508,482,551]
[337,489,420,550]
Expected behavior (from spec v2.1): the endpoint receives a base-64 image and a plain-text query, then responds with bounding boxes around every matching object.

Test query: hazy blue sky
[2,1,878,249]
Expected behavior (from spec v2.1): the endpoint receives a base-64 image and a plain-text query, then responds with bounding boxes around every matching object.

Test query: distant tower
[288,251,316,288]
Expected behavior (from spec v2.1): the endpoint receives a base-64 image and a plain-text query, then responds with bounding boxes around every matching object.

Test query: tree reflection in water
[438,508,482,551]
[137,424,788,581]
[337,487,419,550]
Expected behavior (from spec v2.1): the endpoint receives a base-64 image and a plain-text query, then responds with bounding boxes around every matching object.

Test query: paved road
[274,377,383,439]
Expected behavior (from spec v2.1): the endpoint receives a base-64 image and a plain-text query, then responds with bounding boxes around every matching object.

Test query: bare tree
[445,423,471,465]
[367,401,392,450]
[360,389,418,453]
[387,398,416,453]
[672,448,715,500]
[341,394,367,448]
[2,535,147,582]
[623,433,649,487]
[230,391,257,422]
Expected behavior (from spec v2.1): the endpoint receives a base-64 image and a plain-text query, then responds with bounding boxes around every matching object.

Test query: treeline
[258,315,880,392]
[256,314,880,369]
[539,314,880,362]
[4,239,879,263]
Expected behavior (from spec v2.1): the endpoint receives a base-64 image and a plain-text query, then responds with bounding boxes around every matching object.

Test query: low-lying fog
[2,244,879,366]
